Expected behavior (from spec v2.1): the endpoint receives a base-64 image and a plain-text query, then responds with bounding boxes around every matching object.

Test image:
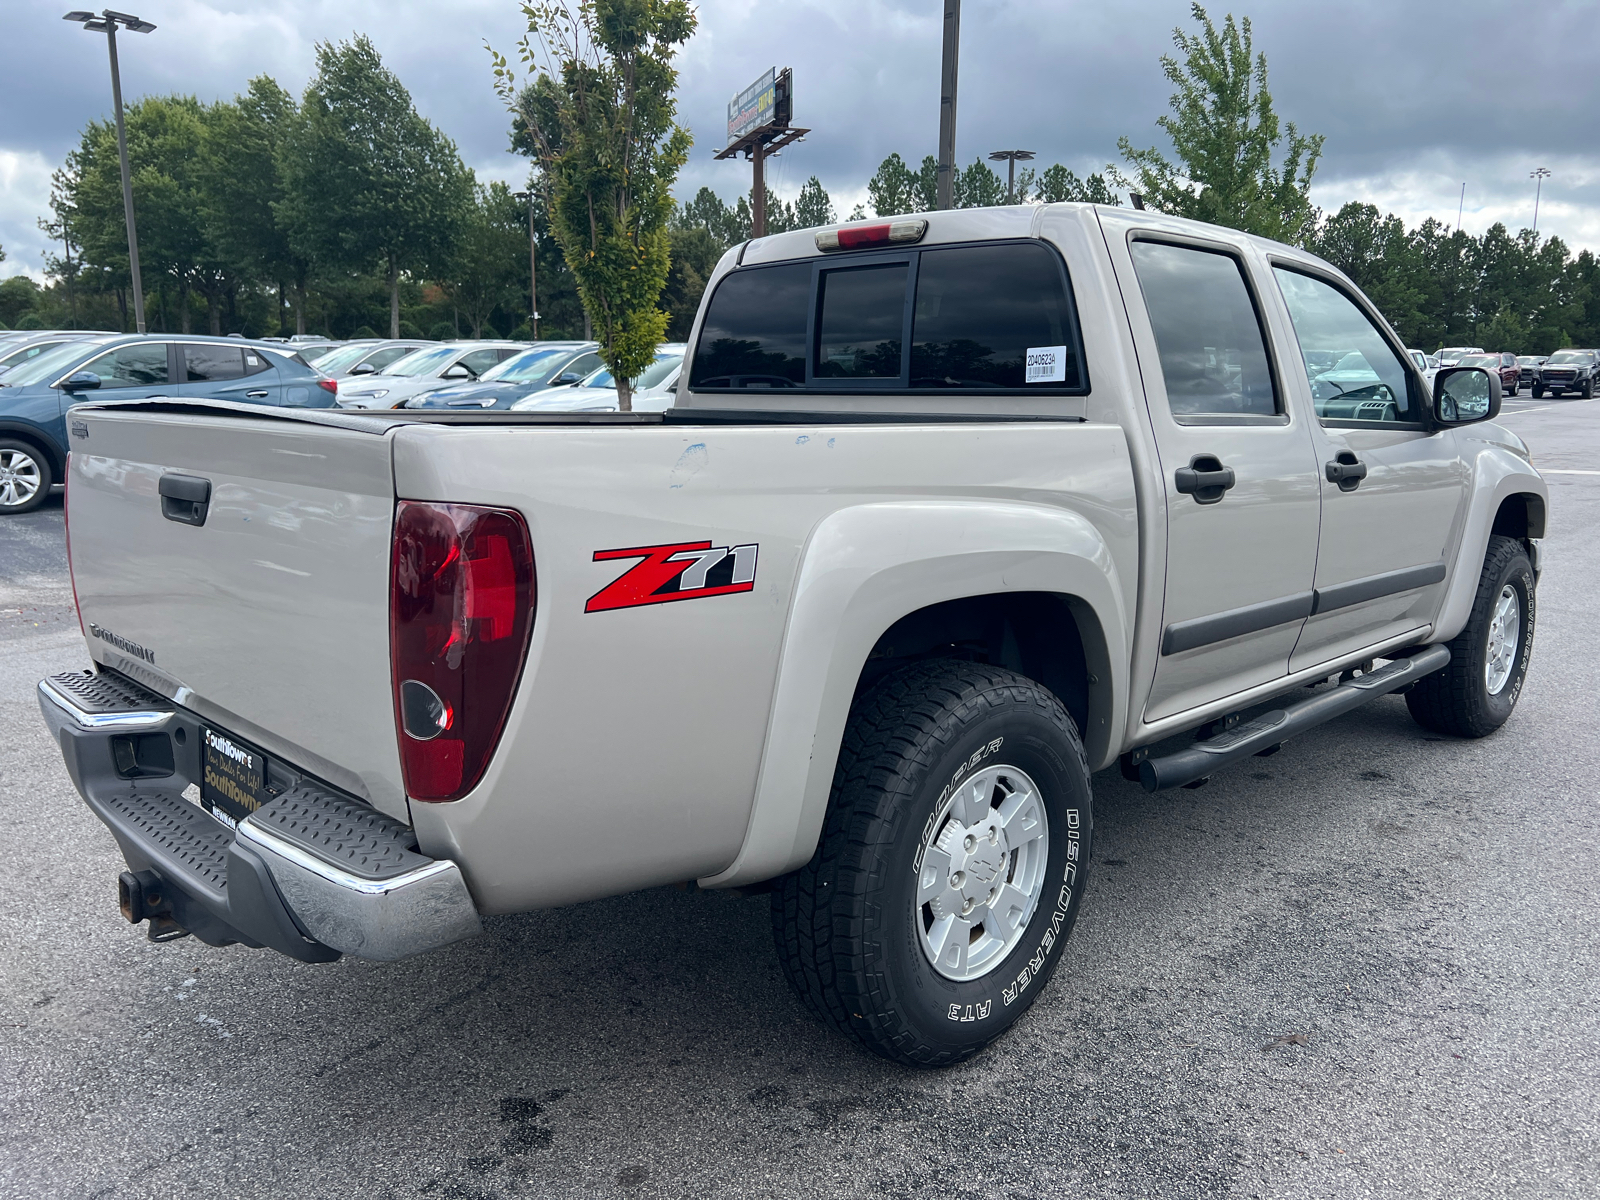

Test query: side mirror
[555,372,582,385]
[62,371,101,392]
[1433,366,1500,426]
[441,364,471,380]
[350,362,377,375]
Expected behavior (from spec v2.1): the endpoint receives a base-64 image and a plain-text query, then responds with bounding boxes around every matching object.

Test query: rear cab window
[688,240,1086,395]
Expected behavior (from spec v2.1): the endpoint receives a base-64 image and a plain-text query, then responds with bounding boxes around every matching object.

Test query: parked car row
[0,325,697,513]
[0,333,333,514]
[1428,347,1599,399]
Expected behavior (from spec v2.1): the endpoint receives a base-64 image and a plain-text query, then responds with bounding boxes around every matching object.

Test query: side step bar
[1140,645,1452,792]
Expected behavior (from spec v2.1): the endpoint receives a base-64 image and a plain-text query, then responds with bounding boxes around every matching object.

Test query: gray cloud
[4,0,1597,280]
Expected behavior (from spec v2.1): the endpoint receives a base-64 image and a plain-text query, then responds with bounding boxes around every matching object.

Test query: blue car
[0,334,335,514]
[403,341,601,409]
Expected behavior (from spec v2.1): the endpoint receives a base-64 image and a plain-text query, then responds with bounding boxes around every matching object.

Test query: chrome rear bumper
[39,668,481,962]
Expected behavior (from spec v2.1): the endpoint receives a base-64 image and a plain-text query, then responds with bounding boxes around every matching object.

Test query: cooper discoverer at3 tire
[771,660,1093,1067]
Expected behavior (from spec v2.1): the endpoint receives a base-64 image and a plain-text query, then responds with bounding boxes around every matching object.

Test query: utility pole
[936,0,961,210]
[1531,167,1551,234]
[513,188,538,340]
[64,9,155,334]
[988,150,1035,204]
[1456,182,1466,233]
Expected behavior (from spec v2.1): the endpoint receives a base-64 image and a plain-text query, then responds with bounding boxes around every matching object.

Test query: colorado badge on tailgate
[585,540,758,613]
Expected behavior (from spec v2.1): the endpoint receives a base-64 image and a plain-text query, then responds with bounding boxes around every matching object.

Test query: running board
[1139,644,1452,792]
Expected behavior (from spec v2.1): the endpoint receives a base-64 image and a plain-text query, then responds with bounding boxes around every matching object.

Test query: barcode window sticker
[1026,345,1068,383]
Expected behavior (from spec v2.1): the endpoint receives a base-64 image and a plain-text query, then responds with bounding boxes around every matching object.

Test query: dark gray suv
[1534,349,1599,398]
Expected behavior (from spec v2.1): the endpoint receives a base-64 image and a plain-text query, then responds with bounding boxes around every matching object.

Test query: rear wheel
[0,439,51,515]
[1507,379,1518,396]
[771,661,1092,1067]
[1407,535,1535,738]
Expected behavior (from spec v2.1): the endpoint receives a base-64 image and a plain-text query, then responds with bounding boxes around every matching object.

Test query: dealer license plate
[200,727,271,823]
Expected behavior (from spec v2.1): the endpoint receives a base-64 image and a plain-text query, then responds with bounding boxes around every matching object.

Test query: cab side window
[81,343,169,387]
[1129,240,1278,419]
[1273,267,1419,424]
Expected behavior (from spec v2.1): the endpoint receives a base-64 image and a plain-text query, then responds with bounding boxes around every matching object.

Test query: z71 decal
[585,540,759,613]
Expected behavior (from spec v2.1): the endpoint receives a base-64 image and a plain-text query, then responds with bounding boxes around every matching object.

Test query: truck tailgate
[67,405,407,820]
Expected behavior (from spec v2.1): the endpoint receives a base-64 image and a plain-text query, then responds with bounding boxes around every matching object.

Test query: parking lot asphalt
[1,397,1597,1200]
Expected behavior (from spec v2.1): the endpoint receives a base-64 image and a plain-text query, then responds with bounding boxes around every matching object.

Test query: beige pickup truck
[40,203,1546,1066]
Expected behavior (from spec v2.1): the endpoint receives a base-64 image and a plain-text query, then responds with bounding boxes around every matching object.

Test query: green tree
[955,158,1004,207]
[1307,202,1424,341]
[204,76,305,334]
[446,182,527,338]
[793,176,835,228]
[1036,164,1121,205]
[1115,4,1322,243]
[674,185,743,243]
[281,37,472,337]
[492,0,696,411]
[0,277,42,328]
[662,225,723,340]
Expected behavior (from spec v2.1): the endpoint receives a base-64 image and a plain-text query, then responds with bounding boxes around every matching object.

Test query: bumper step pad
[250,785,430,881]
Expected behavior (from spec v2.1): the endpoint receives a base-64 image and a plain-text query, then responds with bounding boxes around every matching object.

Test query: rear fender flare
[698,500,1129,888]
[1433,447,1548,643]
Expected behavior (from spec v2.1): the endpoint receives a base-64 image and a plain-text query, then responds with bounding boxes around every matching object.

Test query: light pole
[512,188,538,341]
[988,150,1035,204]
[1530,167,1551,234]
[936,0,960,210]
[64,9,155,335]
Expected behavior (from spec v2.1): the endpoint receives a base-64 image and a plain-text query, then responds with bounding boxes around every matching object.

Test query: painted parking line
[1542,469,1600,475]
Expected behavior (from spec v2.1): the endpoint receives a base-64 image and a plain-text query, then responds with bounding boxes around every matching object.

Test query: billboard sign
[727,68,777,145]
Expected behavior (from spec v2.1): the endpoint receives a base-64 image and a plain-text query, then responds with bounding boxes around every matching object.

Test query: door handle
[243,389,269,399]
[1173,455,1236,505]
[158,473,211,527]
[1325,452,1368,492]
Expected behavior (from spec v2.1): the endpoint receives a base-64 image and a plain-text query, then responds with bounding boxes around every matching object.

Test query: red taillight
[318,378,338,395]
[65,453,84,635]
[815,219,928,252]
[390,501,535,802]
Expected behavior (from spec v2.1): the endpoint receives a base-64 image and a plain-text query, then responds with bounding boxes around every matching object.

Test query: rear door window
[689,261,810,388]
[1129,240,1279,419]
[183,344,246,382]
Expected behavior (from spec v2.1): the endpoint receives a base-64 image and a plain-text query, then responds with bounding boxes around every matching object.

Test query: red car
[1458,351,1520,397]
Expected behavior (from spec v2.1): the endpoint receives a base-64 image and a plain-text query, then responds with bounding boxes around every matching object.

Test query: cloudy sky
[2,0,1596,281]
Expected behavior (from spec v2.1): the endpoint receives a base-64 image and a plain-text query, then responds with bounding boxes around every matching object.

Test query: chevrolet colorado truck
[39,204,1547,1067]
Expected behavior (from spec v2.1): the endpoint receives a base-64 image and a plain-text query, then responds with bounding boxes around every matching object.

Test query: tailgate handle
[158,474,211,527]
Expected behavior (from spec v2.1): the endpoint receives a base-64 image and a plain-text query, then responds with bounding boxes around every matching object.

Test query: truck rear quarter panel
[393,420,1137,913]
